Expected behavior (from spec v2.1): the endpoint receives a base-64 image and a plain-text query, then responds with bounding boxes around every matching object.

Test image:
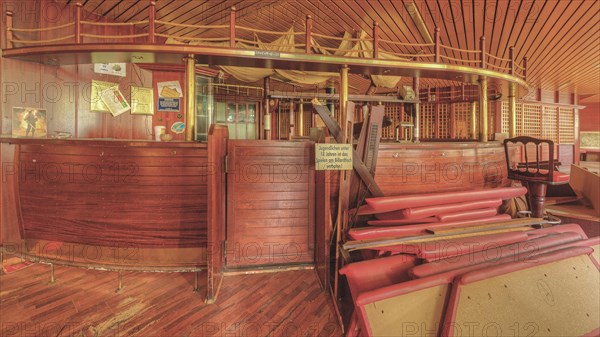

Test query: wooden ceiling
[63,0,599,101]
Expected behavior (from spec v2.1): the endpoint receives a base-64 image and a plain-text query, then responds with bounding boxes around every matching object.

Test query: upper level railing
[4,2,527,81]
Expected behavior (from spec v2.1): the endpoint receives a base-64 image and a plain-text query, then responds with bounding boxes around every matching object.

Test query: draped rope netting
[166,26,404,89]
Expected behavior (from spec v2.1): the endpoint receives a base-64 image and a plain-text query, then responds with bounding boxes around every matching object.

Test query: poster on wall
[12,107,47,138]
[157,81,183,98]
[100,86,130,117]
[94,63,126,77]
[130,86,154,115]
[91,80,119,112]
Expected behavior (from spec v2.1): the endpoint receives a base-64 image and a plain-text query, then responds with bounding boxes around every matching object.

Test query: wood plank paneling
[374,142,509,196]
[16,141,209,249]
[226,140,315,267]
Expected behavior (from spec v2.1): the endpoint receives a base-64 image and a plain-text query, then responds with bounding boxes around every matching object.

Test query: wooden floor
[0,263,342,337]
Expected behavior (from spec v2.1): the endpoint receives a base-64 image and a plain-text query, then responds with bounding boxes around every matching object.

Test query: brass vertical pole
[116,270,123,292]
[193,272,199,292]
[508,82,517,137]
[185,55,196,141]
[471,101,478,140]
[413,77,420,143]
[264,77,271,140]
[289,100,295,137]
[479,77,488,142]
[298,100,305,137]
[5,10,14,48]
[49,264,56,284]
[339,65,349,132]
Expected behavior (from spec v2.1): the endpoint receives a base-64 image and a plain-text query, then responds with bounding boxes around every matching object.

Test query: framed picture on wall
[12,107,47,138]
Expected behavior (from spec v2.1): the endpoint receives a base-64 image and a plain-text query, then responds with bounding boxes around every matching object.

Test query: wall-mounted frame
[12,107,47,138]
[90,80,118,112]
[131,86,155,115]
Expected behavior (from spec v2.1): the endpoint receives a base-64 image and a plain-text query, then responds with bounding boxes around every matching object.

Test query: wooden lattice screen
[438,103,450,139]
[559,107,575,144]
[522,103,542,138]
[501,101,509,134]
[542,106,558,142]
[382,103,401,140]
[454,102,474,140]
[419,103,436,139]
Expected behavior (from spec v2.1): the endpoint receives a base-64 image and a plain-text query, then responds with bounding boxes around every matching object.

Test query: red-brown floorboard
[0,264,342,337]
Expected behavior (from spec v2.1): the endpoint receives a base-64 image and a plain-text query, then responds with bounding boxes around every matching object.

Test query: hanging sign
[315,144,353,170]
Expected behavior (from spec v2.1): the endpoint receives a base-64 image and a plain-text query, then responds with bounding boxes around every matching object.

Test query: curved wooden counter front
[375,141,510,196]
[1,138,211,271]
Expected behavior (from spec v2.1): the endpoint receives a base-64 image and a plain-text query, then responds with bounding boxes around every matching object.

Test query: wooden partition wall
[0,139,211,272]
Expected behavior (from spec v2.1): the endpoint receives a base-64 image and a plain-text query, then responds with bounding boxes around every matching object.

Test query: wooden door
[226,140,315,268]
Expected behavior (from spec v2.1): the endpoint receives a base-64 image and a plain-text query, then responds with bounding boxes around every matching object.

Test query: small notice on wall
[315,144,353,170]
[94,63,126,77]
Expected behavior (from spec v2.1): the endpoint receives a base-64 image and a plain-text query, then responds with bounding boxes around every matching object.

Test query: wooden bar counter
[1,137,210,271]
[375,141,510,196]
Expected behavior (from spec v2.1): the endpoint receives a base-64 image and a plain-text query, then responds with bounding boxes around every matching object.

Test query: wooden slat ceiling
[63,0,599,101]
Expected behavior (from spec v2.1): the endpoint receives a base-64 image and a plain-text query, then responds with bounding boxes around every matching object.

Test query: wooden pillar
[5,10,13,48]
[229,7,236,48]
[148,1,156,44]
[305,15,312,54]
[574,93,580,164]
[434,88,440,139]
[509,46,515,76]
[479,77,488,142]
[434,27,440,63]
[450,103,456,139]
[74,4,82,44]
[263,77,271,140]
[339,65,349,128]
[523,56,528,81]
[373,22,379,59]
[413,77,420,143]
[480,36,486,69]
[509,82,517,137]
[185,55,196,141]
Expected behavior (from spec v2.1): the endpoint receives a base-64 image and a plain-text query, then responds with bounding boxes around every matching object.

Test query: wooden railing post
[5,10,13,48]
[305,15,312,54]
[434,27,440,63]
[523,56,528,81]
[509,46,515,76]
[479,36,486,69]
[229,6,236,48]
[75,3,82,44]
[148,1,156,44]
[373,21,379,59]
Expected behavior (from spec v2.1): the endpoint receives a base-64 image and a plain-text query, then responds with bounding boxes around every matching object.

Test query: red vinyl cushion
[512,168,570,183]
[409,232,585,278]
[364,187,527,214]
[368,217,439,226]
[374,199,502,221]
[454,246,594,285]
[339,254,417,303]
[380,231,529,259]
[436,207,498,222]
[526,223,589,240]
[524,236,600,269]
[354,214,512,240]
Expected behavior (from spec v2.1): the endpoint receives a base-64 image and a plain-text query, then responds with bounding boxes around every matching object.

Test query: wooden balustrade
[2,2,528,81]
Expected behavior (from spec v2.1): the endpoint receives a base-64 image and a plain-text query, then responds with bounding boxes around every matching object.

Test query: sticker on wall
[157,81,183,98]
[157,98,181,112]
[94,63,126,77]
[12,107,47,138]
[171,122,185,134]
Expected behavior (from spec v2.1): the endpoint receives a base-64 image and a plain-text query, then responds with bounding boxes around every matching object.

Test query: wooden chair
[503,136,570,218]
